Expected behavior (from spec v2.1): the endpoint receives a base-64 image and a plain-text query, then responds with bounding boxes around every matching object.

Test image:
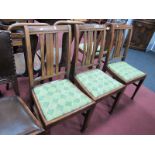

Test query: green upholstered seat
[79,43,101,56]
[33,79,92,121]
[108,61,146,83]
[76,69,123,98]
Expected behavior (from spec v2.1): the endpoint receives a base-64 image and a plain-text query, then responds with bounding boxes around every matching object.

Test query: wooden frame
[17,97,44,135]
[71,24,125,116]
[103,23,146,99]
[24,25,96,133]
[0,96,44,135]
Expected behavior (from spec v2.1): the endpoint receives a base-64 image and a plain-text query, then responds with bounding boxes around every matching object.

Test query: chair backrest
[24,25,72,88]
[72,24,106,75]
[0,31,15,79]
[0,30,19,95]
[106,23,133,63]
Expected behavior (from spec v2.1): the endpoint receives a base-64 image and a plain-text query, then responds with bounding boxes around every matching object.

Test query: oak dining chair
[70,24,125,121]
[24,25,95,133]
[103,23,146,99]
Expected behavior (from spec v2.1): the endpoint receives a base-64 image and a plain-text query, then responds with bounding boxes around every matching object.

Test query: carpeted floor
[126,49,155,92]
[0,77,155,135]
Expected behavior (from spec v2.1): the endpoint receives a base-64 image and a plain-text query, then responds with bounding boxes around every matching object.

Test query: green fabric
[79,43,101,56]
[76,69,123,98]
[33,79,92,121]
[108,61,146,82]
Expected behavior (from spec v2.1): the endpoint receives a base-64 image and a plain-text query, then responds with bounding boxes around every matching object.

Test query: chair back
[24,25,72,88]
[72,24,106,75]
[106,23,133,63]
[0,30,19,95]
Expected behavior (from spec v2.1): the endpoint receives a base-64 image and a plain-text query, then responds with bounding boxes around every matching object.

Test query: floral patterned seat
[107,61,146,83]
[76,69,124,99]
[33,79,92,121]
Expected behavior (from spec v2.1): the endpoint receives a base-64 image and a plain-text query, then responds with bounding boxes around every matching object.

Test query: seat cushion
[33,79,92,121]
[0,96,43,135]
[76,69,123,99]
[108,61,146,83]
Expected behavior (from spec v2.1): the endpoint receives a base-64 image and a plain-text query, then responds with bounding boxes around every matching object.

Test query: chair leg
[109,89,124,114]
[131,78,145,100]
[45,127,51,135]
[12,80,20,96]
[102,65,107,72]
[29,94,35,114]
[81,105,96,132]
[0,90,3,98]
[6,83,9,90]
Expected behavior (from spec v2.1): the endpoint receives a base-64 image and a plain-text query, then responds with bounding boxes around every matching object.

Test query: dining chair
[70,24,125,121]
[0,30,44,135]
[24,25,95,133]
[103,23,146,99]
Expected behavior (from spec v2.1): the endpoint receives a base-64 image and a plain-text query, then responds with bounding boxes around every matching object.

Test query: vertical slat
[84,31,87,53]
[98,30,106,65]
[98,31,104,61]
[46,33,54,76]
[123,28,132,60]
[91,31,97,63]
[85,31,91,65]
[121,29,125,47]
[66,26,72,78]
[39,34,46,77]
[112,30,118,58]
[75,25,79,65]
[120,29,126,59]
[24,26,34,88]
[108,25,115,61]
[82,31,87,65]
[55,33,59,74]
[116,30,124,56]
[71,24,79,79]
[88,31,93,64]
[112,29,124,58]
